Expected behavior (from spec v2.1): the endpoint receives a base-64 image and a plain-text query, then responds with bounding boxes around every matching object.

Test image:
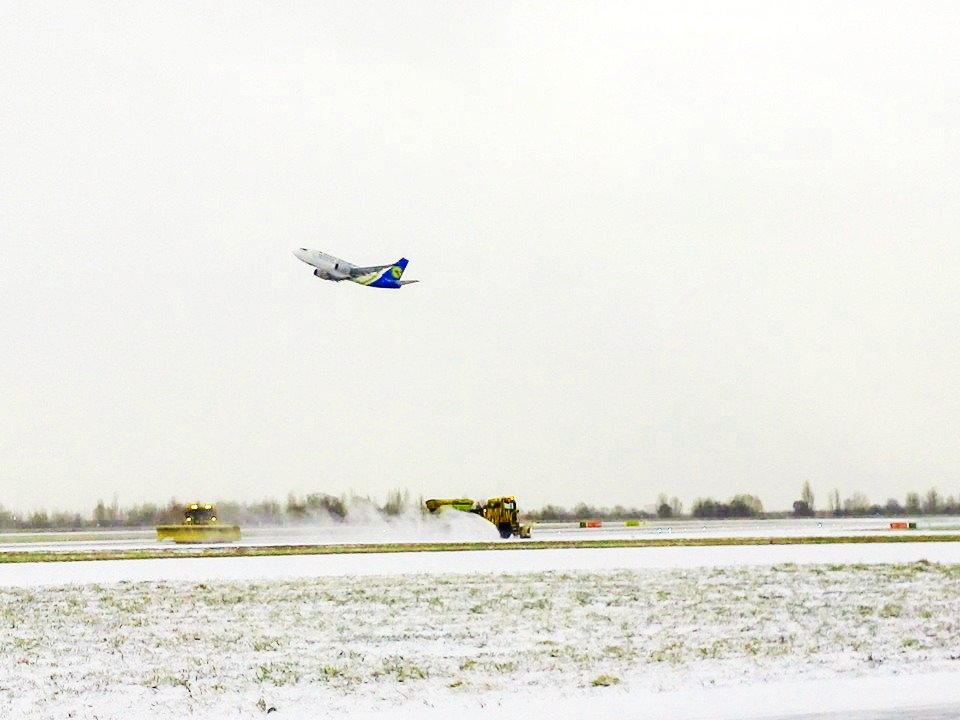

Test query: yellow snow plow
[425,496,532,539]
[156,503,241,544]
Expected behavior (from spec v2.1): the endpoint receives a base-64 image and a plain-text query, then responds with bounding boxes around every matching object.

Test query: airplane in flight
[293,248,418,289]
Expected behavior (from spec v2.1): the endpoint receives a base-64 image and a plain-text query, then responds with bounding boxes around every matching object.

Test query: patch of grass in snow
[145,668,194,693]
[739,640,760,657]
[523,597,550,610]
[879,603,904,618]
[256,662,302,686]
[373,656,428,682]
[252,637,283,652]
[9,635,39,651]
[591,674,620,687]
[574,590,593,605]
[603,645,630,659]
[884,562,932,580]
[648,641,685,665]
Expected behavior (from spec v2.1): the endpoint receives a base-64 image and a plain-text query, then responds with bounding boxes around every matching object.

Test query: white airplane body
[293,248,418,289]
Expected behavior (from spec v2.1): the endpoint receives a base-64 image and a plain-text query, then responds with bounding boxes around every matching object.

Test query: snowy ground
[3,542,960,719]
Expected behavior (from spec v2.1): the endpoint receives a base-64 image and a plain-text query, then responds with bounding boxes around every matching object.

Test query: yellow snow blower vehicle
[424,496,532,538]
[156,503,241,544]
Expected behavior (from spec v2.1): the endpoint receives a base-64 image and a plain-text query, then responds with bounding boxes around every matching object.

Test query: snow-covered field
[3,543,960,719]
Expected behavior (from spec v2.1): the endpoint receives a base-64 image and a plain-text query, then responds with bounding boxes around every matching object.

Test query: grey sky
[2,1,959,515]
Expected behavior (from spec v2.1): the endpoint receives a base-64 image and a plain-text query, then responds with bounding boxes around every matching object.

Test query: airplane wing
[348,264,392,278]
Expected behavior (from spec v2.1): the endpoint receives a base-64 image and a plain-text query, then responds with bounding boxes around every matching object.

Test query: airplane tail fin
[369,258,416,288]
[387,258,412,284]
[390,259,419,286]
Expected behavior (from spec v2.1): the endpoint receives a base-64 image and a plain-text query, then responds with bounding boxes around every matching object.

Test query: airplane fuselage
[294,249,355,281]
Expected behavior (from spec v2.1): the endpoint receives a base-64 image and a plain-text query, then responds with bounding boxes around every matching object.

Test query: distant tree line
[811,486,960,518]
[690,494,764,519]
[527,483,960,522]
[525,503,654,522]
[4,483,960,530]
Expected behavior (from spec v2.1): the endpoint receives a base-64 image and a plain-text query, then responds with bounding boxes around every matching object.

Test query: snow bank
[5,539,960,588]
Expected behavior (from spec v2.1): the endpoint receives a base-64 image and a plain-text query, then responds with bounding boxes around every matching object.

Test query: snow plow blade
[156,524,241,543]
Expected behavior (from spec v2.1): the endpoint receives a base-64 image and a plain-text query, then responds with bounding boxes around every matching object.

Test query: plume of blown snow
[254,496,501,545]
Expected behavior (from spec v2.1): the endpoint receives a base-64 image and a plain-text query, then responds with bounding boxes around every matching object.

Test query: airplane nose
[293,248,308,262]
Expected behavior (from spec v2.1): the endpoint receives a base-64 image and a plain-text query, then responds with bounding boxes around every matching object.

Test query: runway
[1,516,958,557]
[0,513,960,561]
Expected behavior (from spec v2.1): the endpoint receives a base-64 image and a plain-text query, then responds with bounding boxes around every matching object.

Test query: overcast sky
[2,1,959,515]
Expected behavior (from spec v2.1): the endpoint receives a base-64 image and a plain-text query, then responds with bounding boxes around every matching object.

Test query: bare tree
[828,488,841,515]
[905,492,921,514]
[801,481,815,512]
[843,492,871,515]
[923,488,941,514]
[731,494,764,515]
